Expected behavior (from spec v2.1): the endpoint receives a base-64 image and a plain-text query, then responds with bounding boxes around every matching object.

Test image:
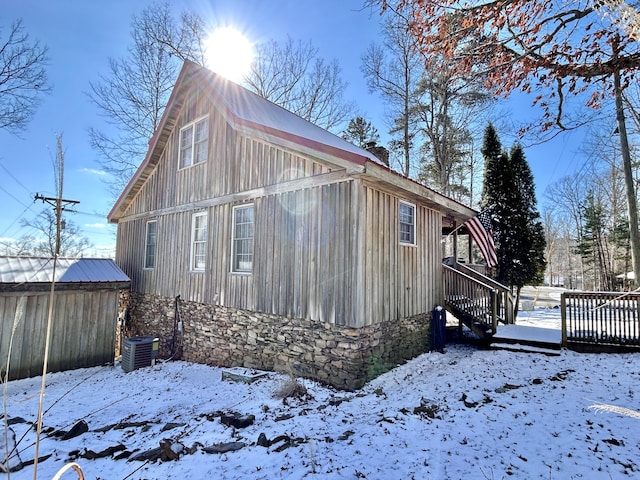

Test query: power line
[0,159,33,195]
[0,199,37,239]
[0,183,31,209]
[66,209,109,219]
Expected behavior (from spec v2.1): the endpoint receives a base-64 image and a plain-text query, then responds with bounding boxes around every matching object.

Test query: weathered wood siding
[0,290,119,380]
[253,182,356,325]
[117,180,358,325]
[115,88,443,328]
[118,90,333,220]
[360,183,443,325]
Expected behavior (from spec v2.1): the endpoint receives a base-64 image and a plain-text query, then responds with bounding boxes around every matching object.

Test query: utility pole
[613,37,640,287]
[34,193,79,255]
[33,134,82,480]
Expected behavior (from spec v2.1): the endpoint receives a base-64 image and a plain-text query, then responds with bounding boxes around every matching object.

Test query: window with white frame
[399,201,416,245]
[144,220,157,269]
[179,116,209,169]
[190,212,208,270]
[232,204,254,273]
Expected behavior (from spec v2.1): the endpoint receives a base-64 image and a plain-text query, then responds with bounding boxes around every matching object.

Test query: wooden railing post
[491,289,498,333]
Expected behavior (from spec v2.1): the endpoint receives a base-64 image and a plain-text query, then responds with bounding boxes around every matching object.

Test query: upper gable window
[179,115,209,169]
[399,201,416,245]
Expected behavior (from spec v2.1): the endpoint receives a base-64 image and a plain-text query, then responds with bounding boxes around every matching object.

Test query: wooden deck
[443,265,640,353]
[491,325,562,354]
[562,291,640,352]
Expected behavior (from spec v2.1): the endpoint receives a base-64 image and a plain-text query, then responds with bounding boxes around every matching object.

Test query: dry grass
[273,375,309,401]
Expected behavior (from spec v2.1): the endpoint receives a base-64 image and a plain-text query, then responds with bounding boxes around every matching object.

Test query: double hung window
[191,212,208,270]
[144,220,157,269]
[399,201,416,245]
[179,116,209,168]
[232,205,254,273]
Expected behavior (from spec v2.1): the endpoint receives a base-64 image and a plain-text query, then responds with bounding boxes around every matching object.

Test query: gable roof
[108,60,475,223]
[0,256,130,287]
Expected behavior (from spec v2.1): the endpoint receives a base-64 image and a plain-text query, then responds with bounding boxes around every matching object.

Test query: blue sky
[1,0,586,257]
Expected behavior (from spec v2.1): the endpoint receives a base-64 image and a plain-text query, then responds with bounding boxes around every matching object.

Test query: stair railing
[443,264,498,335]
[453,262,515,325]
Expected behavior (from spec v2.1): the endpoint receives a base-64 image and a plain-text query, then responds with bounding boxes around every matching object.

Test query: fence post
[561,292,567,347]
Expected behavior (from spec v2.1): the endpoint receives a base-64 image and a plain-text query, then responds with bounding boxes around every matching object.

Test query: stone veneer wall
[120,291,433,390]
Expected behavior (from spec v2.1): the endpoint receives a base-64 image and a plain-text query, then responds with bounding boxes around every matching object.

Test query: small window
[399,201,416,245]
[179,116,209,168]
[144,220,157,269]
[232,204,254,273]
[191,212,208,271]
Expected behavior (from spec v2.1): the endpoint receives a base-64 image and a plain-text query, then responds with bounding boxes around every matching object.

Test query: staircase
[443,262,515,342]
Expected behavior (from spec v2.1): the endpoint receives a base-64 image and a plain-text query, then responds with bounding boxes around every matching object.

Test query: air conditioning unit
[121,336,159,372]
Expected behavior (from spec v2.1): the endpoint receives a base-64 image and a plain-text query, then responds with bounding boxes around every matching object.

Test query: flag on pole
[465,209,497,267]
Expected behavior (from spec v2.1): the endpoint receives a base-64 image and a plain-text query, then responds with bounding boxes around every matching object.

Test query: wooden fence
[561,291,640,349]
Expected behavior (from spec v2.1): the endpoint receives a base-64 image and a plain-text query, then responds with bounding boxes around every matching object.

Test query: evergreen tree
[576,193,614,290]
[478,125,546,312]
[479,124,505,209]
[508,144,546,290]
[342,117,379,148]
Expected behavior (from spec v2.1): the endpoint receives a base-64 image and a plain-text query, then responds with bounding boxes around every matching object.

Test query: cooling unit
[121,336,159,372]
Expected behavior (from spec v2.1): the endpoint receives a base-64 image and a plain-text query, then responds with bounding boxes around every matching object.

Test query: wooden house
[108,60,475,389]
[0,256,130,380]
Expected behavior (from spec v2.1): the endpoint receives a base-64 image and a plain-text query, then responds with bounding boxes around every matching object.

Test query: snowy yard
[3,304,640,479]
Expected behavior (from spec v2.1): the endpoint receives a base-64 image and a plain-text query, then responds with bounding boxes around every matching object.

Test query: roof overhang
[358,161,476,225]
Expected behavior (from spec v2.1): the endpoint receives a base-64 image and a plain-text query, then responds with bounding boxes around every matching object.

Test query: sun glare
[205,27,254,82]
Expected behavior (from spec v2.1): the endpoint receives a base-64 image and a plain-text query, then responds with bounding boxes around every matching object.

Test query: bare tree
[18,210,92,257]
[245,37,353,130]
[87,2,206,196]
[415,69,493,200]
[361,13,422,177]
[90,5,354,196]
[0,19,50,134]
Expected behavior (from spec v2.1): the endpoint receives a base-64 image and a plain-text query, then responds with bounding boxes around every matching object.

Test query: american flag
[465,209,497,267]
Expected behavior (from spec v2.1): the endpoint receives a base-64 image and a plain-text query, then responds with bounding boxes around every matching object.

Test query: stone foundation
[120,291,433,390]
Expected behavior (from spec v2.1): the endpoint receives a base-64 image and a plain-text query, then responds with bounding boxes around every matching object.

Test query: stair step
[490,342,561,356]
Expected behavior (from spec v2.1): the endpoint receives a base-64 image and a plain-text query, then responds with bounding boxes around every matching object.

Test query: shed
[0,256,130,380]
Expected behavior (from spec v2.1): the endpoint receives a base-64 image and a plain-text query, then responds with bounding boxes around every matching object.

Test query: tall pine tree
[508,144,546,292]
[479,125,546,312]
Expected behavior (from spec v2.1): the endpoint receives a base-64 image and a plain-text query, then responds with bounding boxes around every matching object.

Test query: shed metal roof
[0,257,130,285]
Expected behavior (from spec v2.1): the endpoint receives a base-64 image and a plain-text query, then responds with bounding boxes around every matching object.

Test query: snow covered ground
[4,304,640,479]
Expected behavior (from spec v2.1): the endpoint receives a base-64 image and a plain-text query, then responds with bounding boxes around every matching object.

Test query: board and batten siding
[0,290,119,380]
[114,87,445,328]
[253,182,357,325]
[360,183,443,326]
[116,180,358,325]
[118,92,333,221]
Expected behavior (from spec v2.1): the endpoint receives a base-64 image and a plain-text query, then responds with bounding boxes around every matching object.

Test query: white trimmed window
[399,201,416,245]
[144,220,157,269]
[190,212,208,271]
[232,204,254,273]
[179,116,209,169]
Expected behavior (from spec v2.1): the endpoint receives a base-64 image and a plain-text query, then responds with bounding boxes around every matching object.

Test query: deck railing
[443,264,498,335]
[561,291,640,348]
[454,263,515,325]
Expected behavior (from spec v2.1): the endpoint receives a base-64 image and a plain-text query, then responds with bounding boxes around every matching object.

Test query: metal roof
[0,256,130,285]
